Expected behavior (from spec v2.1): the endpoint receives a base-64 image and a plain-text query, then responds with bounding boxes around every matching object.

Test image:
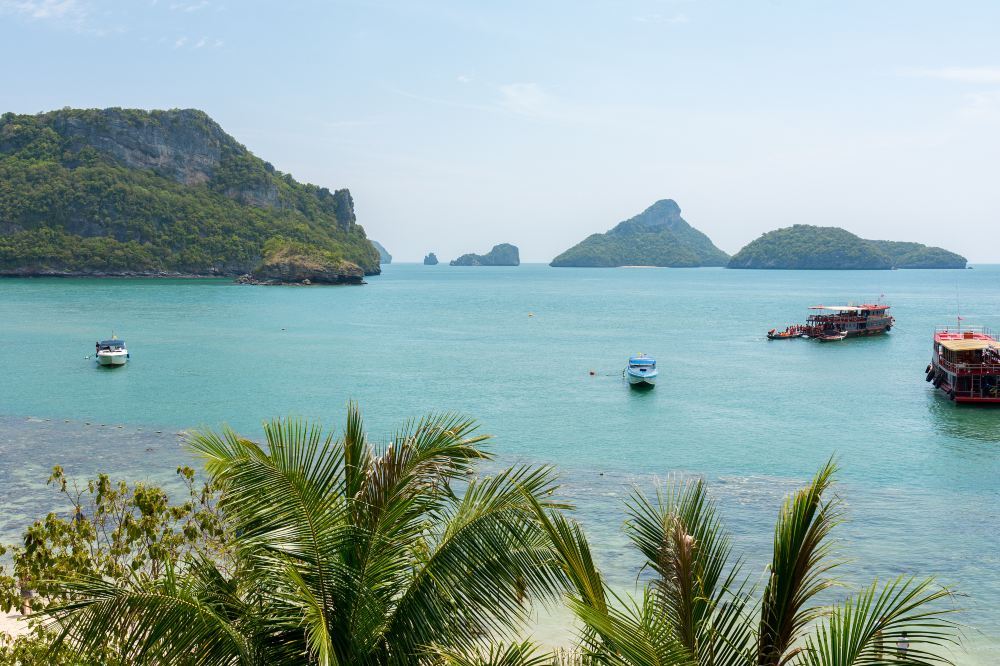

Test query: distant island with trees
[450,243,520,266]
[728,224,967,269]
[550,199,729,267]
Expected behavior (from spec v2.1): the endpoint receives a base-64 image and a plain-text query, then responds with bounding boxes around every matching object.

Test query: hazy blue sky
[2,0,999,262]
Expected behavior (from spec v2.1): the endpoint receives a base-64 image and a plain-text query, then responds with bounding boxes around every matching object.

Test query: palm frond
[625,477,745,662]
[384,465,566,657]
[46,562,264,666]
[795,577,959,666]
[570,589,697,666]
[757,459,842,666]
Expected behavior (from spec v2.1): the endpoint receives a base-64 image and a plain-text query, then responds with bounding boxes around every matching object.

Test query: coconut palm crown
[43,405,569,665]
[537,460,960,666]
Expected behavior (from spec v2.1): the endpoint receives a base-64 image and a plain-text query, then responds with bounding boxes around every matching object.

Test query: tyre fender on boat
[933,376,944,388]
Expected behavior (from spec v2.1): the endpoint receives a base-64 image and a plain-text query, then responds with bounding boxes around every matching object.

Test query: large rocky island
[728,225,966,269]
[423,252,439,265]
[450,243,519,266]
[0,107,380,283]
[550,199,729,267]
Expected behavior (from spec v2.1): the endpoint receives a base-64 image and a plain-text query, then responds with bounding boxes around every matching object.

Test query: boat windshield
[98,340,125,348]
[629,358,656,366]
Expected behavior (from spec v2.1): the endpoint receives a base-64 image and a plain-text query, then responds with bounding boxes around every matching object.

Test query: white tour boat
[95,337,129,366]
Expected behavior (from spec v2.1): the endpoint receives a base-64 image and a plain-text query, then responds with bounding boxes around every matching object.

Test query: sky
[2,0,999,262]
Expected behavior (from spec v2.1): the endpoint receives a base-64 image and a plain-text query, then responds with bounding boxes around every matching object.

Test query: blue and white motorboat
[625,354,657,388]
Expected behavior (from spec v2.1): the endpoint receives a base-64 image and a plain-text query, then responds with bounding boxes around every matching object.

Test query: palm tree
[42,405,570,665]
[536,460,960,666]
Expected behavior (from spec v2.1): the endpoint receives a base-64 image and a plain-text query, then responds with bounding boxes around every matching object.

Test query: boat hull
[96,351,128,366]
[626,370,657,387]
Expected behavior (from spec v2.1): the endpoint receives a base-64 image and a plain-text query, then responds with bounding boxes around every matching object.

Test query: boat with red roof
[927,324,1000,403]
[767,302,894,340]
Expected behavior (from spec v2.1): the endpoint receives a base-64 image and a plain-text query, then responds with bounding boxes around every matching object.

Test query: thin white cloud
[169,0,208,12]
[456,74,472,84]
[0,0,83,21]
[959,90,1000,120]
[174,35,187,48]
[498,82,556,119]
[903,67,1000,84]
[194,36,206,48]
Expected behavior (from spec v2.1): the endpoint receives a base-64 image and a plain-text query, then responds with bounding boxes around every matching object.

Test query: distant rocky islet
[449,243,519,266]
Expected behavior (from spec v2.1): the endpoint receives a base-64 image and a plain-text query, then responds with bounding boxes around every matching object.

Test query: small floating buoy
[589,370,595,376]
[116,425,123,429]
[528,313,534,317]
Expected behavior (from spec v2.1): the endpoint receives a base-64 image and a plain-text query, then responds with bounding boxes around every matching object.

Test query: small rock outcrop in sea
[550,199,729,267]
[371,240,392,264]
[423,252,439,265]
[450,243,520,266]
[0,107,379,279]
[727,225,967,269]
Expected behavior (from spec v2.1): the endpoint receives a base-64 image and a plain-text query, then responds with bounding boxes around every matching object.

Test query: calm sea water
[2,265,998,662]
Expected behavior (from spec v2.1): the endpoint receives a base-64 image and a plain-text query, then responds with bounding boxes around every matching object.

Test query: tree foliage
[728,226,966,270]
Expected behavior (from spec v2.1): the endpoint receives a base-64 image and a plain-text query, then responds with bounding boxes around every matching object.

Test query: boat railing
[935,325,996,338]
[937,357,1000,376]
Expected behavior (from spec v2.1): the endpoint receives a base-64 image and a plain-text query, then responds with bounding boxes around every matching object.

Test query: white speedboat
[95,337,129,366]
[625,354,657,388]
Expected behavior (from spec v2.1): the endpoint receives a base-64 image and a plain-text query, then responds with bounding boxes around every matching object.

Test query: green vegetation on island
[450,242,520,266]
[423,251,439,265]
[550,199,729,267]
[869,239,967,269]
[0,405,961,665]
[0,108,380,280]
[728,225,967,269]
[371,240,392,264]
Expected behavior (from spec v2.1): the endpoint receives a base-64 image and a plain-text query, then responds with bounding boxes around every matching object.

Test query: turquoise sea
[2,265,999,663]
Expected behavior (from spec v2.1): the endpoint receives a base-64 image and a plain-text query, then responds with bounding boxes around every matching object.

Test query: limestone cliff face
[45,108,232,186]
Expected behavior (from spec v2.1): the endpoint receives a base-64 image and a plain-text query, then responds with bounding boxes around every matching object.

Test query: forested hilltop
[551,199,729,267]
[728,225,967,269]
[0,108,379,281]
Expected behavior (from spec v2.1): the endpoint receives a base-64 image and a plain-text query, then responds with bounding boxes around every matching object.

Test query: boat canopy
[809,304,888,311]
[98,339,126,347]
[938,338,994,352]
[629,357,656,365]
